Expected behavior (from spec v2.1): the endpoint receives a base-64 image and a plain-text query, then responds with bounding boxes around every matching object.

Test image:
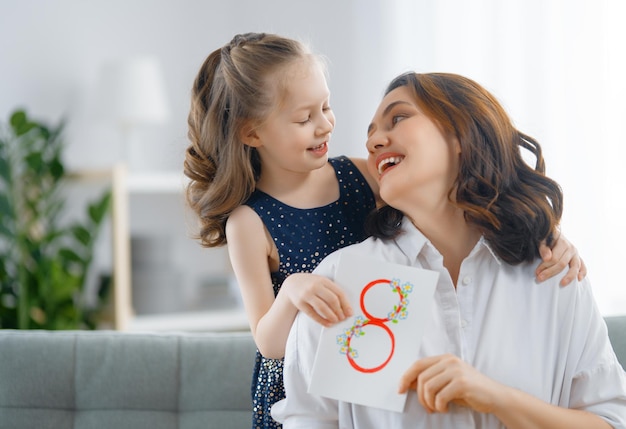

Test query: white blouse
[272,217,626,428]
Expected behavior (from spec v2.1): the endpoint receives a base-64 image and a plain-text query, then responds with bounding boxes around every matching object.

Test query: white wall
[0,0,365,169]
[1,0,624,315]
[0,0,368,314]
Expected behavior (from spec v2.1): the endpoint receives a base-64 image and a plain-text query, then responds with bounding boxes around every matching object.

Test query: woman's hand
[536,234,587,286]
[398,354,611,428]
[398,354,505,414]
[282,273,353,327]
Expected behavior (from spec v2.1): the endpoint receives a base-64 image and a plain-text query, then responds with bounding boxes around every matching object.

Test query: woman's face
[365,85,460,213]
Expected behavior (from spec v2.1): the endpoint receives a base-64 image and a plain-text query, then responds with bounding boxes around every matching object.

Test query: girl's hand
[398,354,505,414]
[536,234,587,286]
[282,273,353,327]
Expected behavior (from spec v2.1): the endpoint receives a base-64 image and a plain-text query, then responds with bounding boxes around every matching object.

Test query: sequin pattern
[245,156,376,428]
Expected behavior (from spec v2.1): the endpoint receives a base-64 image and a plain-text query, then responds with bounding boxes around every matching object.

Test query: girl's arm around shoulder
[348,157,381,205]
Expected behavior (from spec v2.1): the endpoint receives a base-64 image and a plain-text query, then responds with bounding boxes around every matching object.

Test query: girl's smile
[308,141,329,156]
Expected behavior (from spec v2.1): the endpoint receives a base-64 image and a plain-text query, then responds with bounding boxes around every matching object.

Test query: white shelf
[68,168,188,194]
[127,171,188,194]
[128,308,250,332]
[69,165,239,332]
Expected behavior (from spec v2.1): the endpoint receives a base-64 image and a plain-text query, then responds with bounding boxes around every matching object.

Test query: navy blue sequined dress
[244,156,376,428]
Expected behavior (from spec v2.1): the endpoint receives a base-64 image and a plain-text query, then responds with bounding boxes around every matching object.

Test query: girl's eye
[297,117,311,124]
[323,105,332,112]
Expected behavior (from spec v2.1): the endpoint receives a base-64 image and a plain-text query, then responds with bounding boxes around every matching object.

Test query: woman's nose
[366,130,388,153]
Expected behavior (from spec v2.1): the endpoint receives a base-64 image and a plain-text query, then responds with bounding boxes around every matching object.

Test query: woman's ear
[240,122,262,148]
[452,136,461,155]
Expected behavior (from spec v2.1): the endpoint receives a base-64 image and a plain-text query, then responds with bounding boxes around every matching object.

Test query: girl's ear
[240,122,262,148]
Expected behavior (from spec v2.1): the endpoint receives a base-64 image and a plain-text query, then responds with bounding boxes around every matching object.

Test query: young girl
[273,72,625,428]
[184,33,585,428]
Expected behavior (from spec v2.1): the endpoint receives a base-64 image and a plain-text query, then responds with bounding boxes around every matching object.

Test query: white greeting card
[308,251,438,412]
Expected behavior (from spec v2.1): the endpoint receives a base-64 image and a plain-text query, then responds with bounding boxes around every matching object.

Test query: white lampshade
[98,56,170,126]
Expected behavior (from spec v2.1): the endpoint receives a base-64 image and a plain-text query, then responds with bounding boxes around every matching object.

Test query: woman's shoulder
[499,256,592,304]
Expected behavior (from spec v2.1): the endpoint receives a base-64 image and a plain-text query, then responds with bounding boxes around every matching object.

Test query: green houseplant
[0,110,111,329]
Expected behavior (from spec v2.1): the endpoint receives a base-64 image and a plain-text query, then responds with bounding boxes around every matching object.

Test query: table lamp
[97,56,170,170]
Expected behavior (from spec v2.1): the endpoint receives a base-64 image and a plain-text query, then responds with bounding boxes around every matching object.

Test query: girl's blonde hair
[184,33,312,247]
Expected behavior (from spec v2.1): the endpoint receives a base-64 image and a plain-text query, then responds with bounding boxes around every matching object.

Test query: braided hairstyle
[184,33,312,247]
[365,72,563,264]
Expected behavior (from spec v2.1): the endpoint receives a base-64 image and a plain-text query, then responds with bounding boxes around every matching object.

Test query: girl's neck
[255,161,338,209]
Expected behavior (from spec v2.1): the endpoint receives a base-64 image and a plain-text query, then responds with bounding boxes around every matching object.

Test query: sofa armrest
[606,315,626,371]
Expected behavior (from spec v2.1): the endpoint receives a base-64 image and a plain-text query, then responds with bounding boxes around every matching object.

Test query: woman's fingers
[399,354,501,414]
[398,356,449,396]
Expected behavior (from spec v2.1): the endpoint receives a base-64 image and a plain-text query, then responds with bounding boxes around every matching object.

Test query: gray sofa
[0,316,625,429]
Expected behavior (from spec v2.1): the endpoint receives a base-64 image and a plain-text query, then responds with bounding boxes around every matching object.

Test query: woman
[272,72,626,428]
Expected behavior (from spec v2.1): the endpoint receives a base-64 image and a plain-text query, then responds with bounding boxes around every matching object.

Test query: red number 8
[337,278,413,373]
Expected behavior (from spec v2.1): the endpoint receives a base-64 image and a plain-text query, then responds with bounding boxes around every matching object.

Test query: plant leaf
[49,157,64,180]
[0,194,12,217]
[0,157,10,182]
[88,190,112,224]
[10,111,37,137]
[59,248,84,265]
[9,110,26,130]
[25,152,44,173]
[72,225,91,247]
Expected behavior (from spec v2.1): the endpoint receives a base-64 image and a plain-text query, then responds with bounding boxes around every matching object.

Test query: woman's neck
[407,207,480,287]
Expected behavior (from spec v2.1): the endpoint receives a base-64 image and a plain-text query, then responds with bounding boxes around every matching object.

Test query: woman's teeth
[377,156,404,175]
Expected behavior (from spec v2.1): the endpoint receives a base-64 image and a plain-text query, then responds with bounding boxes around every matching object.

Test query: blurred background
[1,0,624,330]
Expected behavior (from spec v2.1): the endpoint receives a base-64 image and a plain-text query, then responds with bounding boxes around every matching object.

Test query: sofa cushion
[0,330,256,429]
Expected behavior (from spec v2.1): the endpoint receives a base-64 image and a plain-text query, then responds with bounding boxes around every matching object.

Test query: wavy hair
[365,72,563,264]
[184,33,312,247]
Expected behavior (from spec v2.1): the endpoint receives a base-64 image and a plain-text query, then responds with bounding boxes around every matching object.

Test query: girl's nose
[316,113,334,136]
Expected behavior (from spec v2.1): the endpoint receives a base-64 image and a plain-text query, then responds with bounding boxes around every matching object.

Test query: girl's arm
[226,205,289,358]
[349,157,381,206]
[398,354,611,429]
[226,205,350,359]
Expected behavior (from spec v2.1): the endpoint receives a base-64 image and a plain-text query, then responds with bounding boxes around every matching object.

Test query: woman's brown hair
[366,72,563,264]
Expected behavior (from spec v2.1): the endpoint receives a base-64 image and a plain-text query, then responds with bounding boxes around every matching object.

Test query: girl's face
[365,86,460,214]
[246,59,335,175]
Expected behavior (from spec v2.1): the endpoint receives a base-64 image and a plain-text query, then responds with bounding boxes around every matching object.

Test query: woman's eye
[323,105,332,112]
[391,115,406,125]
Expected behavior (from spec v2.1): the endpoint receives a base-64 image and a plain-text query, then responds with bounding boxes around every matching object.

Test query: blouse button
[461,275,472,286]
